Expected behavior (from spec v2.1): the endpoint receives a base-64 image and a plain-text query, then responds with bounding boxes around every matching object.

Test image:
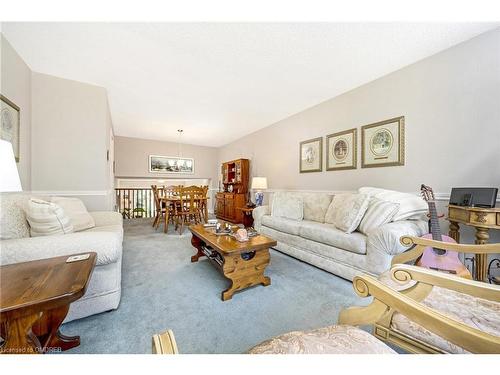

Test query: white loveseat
[0,193,123,322]
[253,188,428,281]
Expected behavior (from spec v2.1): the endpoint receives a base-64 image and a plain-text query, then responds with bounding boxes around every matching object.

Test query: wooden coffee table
[0,253,96,354]
[189,224,277,301]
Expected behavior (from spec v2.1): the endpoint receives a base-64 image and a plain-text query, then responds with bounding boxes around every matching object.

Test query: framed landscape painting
[361,116,405,168]
[1,95,20,162]
[326,128,357,171]
[299,137,322,173]
[149,155,195,174]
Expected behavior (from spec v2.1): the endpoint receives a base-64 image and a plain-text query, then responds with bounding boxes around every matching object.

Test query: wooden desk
[447,205,500,281]
[0,253,96,354]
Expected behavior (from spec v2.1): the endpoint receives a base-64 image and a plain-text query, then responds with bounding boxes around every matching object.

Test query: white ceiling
[2,23,498,147]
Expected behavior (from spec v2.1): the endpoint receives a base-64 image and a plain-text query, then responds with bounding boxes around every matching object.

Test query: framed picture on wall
[299,137,322,173]
[361,116,405,168]
[1,95,20,162]
[149,155,195,174]
[326,128,357,171]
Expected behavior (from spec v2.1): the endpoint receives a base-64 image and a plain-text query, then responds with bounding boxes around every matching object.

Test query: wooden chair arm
[392,236,500,266]
[152,329,179,354]
[391,264,500,302]
[401,236,500,253]
[339,273,500,353]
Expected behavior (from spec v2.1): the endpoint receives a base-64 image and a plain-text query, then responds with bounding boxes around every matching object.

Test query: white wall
[31,72,114,210]
[114,136,219,185]
[218,29,500,245]
[0,34,31,190]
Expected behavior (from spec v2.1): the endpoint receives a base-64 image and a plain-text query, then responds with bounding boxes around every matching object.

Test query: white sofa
[0,193,123,322]
[253,189,428,281]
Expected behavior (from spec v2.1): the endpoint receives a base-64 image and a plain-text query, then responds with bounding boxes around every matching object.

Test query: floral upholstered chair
[366,236,500,354]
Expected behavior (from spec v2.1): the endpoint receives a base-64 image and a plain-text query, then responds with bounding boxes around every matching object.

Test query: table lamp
[0,140,22,192]
[251,177,267,206]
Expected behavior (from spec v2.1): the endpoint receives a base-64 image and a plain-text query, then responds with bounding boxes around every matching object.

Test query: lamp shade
[251,177,267,190]
[0,140,22,192]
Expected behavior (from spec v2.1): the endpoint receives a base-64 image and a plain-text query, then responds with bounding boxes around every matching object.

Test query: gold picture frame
[299,137,322,173]
[326,128,357,171]
[361,116,405,168]
[1,94,20,162]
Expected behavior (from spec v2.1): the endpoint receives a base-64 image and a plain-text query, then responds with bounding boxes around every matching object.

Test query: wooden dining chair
[174,186,204,234]
[199,185,209,223]
[151,185,166,229]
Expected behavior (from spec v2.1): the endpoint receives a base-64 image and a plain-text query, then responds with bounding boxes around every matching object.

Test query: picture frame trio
[299,116,405,173]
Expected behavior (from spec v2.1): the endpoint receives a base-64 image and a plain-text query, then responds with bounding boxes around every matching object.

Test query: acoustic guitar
[417,184,471,278]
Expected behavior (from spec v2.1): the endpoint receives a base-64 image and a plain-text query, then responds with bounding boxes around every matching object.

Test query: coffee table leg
[1,313,42,354]
[190,233,206,263]
[221,248,271,301]
[34,305,80,352]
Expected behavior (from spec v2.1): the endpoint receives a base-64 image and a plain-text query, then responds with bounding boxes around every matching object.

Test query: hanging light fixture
[177,129,183,157]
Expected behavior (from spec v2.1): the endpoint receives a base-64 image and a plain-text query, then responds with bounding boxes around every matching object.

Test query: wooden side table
[0,253,96,354]
[238,206,255,228]
[447,205,500,281]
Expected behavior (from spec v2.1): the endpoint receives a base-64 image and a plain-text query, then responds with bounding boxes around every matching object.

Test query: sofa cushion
[0,193,30,240]
[271,192,304,221]
[248,325,395,354]
[299,220,367,255]
[25,198,74,237]
[262,215,301,236]
[51,197,96,232]
[358,187,428,221]
[300,193,333,222]
[358,198,400,235]
[325,193,370,233]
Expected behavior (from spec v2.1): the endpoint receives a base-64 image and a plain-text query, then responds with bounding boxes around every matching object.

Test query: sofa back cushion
[299,193,334,222]
[358,198,400,235]
[26,198,74,237]
[358,187,427,221]
[271,192,304,221]
[51,197,95,232]
[0,193,31,240]
[325,193,370,233]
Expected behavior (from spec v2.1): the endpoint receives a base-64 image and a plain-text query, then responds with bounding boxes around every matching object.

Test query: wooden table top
[189,224,277,255]
[448,204,500,212]
[0,253,96,315]
[237,206,255,213]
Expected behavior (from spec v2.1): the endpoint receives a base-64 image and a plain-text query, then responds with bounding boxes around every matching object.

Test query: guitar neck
[427,201,443,241]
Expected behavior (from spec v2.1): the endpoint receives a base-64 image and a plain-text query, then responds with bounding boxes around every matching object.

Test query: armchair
[365,236,500,353]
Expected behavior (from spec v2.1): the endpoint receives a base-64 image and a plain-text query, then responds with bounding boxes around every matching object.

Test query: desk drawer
[449,207,468,222]
[470,211,496,226]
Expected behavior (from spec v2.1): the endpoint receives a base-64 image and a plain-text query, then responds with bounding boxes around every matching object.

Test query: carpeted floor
[62,219,367,354]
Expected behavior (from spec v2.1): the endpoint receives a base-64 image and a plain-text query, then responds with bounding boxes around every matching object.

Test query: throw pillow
[358,198,400,235]
[0,193,31,240]
[325,193,370,233]
[271,192,304,221]
[51,197,95,232]
[358,187,428,221]
[25,198,74,237]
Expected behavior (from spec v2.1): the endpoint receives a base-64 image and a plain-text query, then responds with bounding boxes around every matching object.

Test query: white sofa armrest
[367,220,428,256]
[90,211,123,227]
[0,231,122,266]
[252,205,270,230]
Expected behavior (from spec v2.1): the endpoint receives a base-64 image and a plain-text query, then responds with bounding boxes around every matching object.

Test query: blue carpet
[62,219,366,354]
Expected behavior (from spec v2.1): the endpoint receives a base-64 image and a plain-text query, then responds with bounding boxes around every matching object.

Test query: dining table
[159,196,209,233]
